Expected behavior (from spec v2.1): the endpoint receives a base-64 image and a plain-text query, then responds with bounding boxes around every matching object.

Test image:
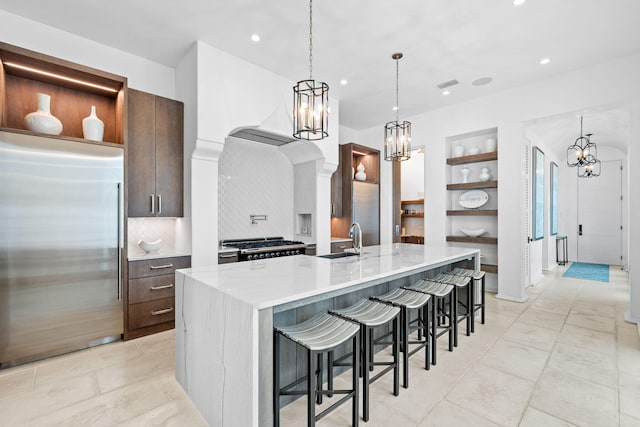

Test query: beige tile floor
[0,264,638,426]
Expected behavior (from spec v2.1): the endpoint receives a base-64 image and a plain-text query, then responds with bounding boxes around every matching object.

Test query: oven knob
[286,251,292,256]
[295,250,300,255]
[265,253,270,258]
[275,252,280,257]
[259,254,265,259]
[271,252,276,258]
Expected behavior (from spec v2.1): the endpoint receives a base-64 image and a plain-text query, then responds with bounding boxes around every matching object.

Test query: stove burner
[221,237,307,261]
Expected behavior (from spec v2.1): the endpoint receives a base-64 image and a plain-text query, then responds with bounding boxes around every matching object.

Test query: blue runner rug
[562,262,609,282]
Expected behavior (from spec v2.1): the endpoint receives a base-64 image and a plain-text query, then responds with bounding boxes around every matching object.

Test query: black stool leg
[424,302,430,371]
[452,286,458,348]
[316,353,323,404]
[466,282,472,336]
[470,279,476,333]
[307,349,316,426]
[362,325,370,422]
[431,297,437,365]
[481,275,486,324]
[402,307,409,388]
[273,330,280,427]
[393,316,400,396]
[352,334,359,427]
[327,351,334,398]
[369,328,374,372]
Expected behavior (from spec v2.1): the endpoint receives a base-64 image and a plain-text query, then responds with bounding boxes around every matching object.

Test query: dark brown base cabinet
[127,89,184,217]
[125,256,191,340]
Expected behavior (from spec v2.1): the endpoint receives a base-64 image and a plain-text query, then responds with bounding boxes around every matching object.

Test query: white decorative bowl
[460,228,487,237]
[137,239,163,253]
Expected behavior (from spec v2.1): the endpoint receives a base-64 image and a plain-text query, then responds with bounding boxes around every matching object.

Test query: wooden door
[127,89,156,217]
[154,96,184,217]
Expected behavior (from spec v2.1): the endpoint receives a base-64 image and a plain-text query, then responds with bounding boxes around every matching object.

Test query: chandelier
[567,116,597,167]
[293,0,329,140]
[384,53,411,161]
[578,159,601,178]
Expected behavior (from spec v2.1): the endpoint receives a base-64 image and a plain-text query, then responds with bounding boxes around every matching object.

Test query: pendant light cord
[309,0,313,80]
[395,58,399,122]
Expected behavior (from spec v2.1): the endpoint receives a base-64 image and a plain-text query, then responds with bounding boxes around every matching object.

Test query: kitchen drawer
[129,274,175,304]
[128,256,191,279]
[128,297,175,330]
[331,240,353,253]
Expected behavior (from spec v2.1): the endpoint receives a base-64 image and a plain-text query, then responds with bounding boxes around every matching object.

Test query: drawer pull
[219,254,237,259]
[150,284,174,291]
[150,264,173,270]
[151,307,174,316]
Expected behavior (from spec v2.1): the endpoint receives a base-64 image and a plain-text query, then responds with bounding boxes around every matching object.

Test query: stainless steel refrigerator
[352,181,380,246]
[0,131,123,368]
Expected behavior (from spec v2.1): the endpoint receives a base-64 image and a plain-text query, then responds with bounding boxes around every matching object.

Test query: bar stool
[403,280,455,366]
[432,272,473,343]
[274,313,360,427]
[370,288,433,388]
[330,299,400,422]
[450,267,486,331]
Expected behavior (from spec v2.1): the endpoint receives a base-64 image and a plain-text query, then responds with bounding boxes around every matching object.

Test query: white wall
[357,53,640,308]
[0,10,175,98]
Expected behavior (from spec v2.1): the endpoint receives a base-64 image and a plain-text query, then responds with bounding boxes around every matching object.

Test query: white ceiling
[1,0,640,132]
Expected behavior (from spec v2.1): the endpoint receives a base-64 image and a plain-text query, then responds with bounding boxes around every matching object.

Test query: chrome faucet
[346,222,362,255]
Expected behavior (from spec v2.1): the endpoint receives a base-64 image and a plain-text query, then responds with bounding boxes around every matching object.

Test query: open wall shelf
[447,151,497,165]
[446,236,497,244]
[447,180,497,190]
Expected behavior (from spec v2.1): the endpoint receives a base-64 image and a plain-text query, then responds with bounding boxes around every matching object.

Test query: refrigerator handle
[117,183,122,301]
[150,194,155,214]
[157,194,162,215]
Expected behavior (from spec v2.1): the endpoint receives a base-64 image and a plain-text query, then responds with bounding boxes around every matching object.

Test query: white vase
[24,93,63,135]
[82,105,104,141]
[355,162,367,181]
[468,145,480,155]
[453,145,465,157]
[485,138,497,153]
[479,167,491,182]
[460,166,470,183]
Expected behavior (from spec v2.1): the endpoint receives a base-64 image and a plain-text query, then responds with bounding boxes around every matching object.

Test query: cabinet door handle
[219,253,237,258]
[150,263,173,270]
[150,284,174,291]
[150,194,155,214]
[151,307,174,316]
[157,194,162,215]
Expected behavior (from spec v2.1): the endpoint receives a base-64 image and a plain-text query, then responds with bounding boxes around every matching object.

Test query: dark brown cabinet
[125,255,191,339]
[127,89,184,217]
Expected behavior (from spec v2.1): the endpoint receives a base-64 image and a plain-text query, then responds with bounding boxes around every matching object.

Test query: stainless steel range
[221,237,307,261]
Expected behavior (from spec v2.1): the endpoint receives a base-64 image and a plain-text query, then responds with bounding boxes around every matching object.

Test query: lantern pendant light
[567,116,597,167]
[578,159,601,178]
[384,53,411,161]
[293,0,329,140]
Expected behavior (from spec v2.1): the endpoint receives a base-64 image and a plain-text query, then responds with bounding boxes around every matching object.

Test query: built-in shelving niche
[0,42,127,145]
[445,127,499,288]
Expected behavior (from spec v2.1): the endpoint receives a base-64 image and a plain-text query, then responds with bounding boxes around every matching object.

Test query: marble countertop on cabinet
[178,243,479,310]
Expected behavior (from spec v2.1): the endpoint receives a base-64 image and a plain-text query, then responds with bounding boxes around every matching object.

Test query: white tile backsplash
[218,138,294,240]
[128,217,180,255]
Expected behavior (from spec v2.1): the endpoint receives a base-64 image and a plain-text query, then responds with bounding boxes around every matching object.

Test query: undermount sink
[317,252,360,259]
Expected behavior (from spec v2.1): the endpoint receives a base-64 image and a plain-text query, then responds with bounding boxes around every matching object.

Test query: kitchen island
[175,244,479,426]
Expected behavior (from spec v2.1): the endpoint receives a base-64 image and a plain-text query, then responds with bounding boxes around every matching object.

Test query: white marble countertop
[128,249,191,261]
[178,244,478,310]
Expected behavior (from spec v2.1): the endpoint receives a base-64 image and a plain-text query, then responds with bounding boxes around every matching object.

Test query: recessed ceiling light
[513,0,526,5]
[442,90,450,96]
[472,77,493,86]
[340,79,348,85]
[250,34,261,42]
[540,58,551,65]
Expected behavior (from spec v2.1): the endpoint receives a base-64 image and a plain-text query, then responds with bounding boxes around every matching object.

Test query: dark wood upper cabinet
[127,88,183,217]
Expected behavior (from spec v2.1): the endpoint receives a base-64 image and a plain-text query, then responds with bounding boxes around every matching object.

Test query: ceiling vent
[436,79,459,90]
[228,127,297,147]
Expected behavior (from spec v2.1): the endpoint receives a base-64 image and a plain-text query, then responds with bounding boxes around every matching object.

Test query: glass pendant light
[384,53,411,161]
[578,159,601,178]
[293,0,329,140]
[567,116,597,167]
